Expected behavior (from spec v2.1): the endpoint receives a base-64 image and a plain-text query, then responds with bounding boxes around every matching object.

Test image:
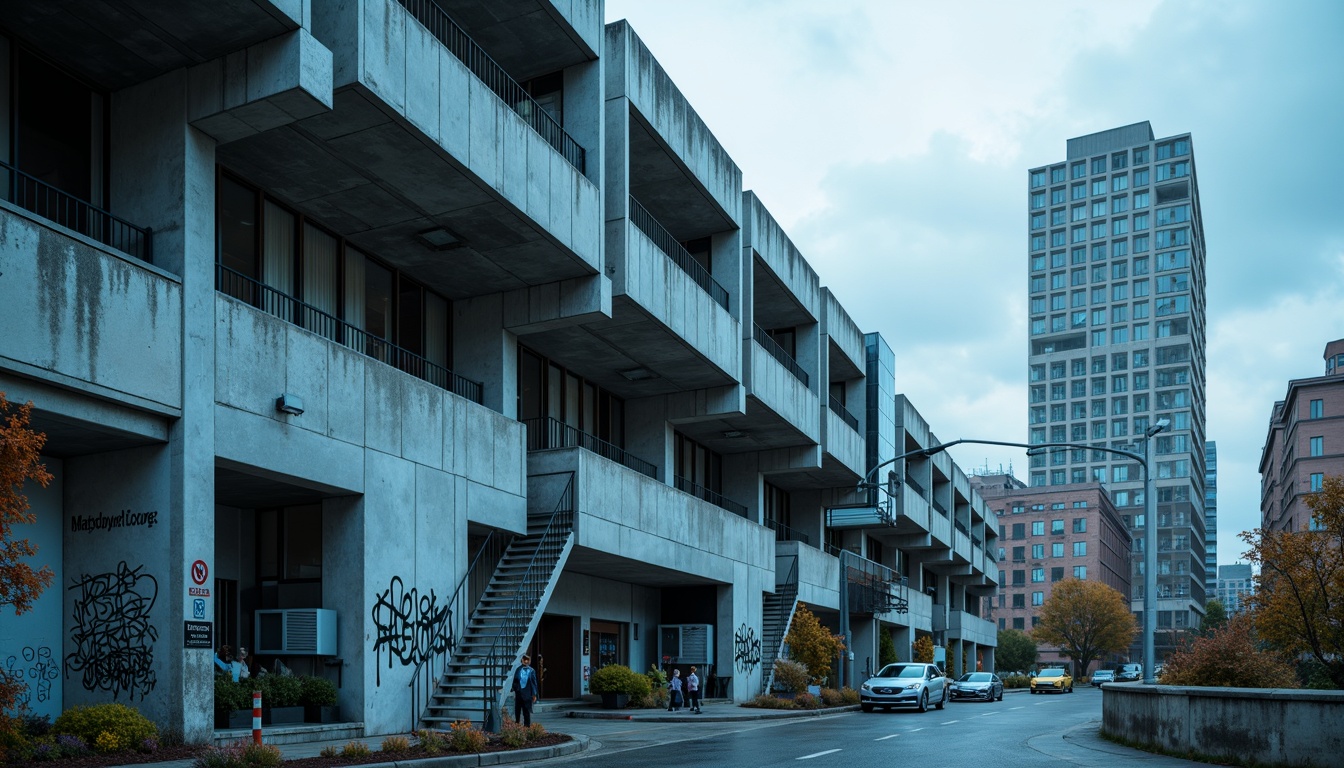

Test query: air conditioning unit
[255,609,337,656]
[657,624,714,665]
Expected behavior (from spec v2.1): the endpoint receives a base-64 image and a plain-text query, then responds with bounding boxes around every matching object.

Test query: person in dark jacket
[512,655,539,726]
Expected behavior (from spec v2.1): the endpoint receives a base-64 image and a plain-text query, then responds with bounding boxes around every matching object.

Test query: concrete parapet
[1101,684,1344,767]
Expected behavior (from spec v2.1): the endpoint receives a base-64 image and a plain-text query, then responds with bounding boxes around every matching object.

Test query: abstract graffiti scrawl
[370,576,451,686]
[66,562,158,700]
[734,623,761,672]
[3,646,60,705]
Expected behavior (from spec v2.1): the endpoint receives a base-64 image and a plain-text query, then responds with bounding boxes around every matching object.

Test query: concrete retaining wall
[1102,684,1344,767]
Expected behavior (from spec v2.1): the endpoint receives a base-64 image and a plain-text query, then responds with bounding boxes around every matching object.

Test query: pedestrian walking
[686,666,701,713]
[512,655,539,726]
[667,668,683,712]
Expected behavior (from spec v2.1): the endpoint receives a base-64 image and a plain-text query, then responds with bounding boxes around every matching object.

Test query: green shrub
[499,719,528,748]
[1002,673,1031,689]
[299,676,338,707]
[215,676,251,713]
[416,729,446,755]
[839,686,860,705]
[256,674,302,708]
[319,745,339,758]
[793,692,820,709]
[742,694,796,709]
[818,687,843,706]
[645,664,668,691]
[525,722,547,742]
[380,735,410,753]
[448,721,486,753]
[53,703,157,754]
[632,686,669,709]
[588,664,651,696]
[772,659,810,693]
[193,739,282,768]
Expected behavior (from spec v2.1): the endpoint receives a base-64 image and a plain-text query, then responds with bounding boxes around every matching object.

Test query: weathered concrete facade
[0,0,998,741]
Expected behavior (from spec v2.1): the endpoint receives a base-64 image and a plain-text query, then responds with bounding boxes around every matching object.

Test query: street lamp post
[855,424,1168,684]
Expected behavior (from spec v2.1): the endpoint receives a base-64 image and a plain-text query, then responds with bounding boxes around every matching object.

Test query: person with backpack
[667,668,683,712]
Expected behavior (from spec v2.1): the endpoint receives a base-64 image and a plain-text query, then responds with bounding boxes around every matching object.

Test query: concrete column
[453,294,517,418]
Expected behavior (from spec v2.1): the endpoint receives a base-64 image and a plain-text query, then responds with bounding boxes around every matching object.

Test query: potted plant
[588,664,650,709]
[259,673,305,725]
[214,675,253,729]
[301,675,340,723]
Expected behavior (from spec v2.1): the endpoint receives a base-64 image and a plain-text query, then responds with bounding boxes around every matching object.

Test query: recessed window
[1073,541,1087,556]
[1073,566,1087,579]
[1052,166,1067,183]
[1310,436,1324,457]
[1032,591,1045,606]
[1310,399,1324,418]
[1092,157,1107,174]
[1031,171,1047,188]
[1092,179,1107,196]
[1311,473,1324,492]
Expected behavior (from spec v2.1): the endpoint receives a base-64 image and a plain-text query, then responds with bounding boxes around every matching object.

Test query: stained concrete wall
[546,571,661,696]
[0,208,182,415]
[1102,685,1344,767]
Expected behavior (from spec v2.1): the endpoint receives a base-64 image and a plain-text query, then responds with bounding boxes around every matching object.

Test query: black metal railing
[522,416,658,480]
[761,554,798,694]
[904,473,927,499]
[216,264,483,404]
[932,498,949,518]
[954,520,968,536]
[395,0,585,174]
[765,518,810,546]
[628,196,730,310]
[674,475,748,516]
[478,474,574,730]
[2,159,152,262]
[753,324,809,386]
[408,529,505,730]
[828,394,858,431]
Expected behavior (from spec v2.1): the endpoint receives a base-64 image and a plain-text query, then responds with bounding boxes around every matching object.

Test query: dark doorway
[531,615,575,699]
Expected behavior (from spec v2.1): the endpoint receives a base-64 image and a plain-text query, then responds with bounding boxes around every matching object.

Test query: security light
[275,393,304,416]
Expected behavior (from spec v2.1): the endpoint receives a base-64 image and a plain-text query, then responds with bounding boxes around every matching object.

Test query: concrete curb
[297,734,591,768]
[567,705,860,722]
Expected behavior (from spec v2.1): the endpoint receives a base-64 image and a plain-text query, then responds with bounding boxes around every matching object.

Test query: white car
[860,663,949,712]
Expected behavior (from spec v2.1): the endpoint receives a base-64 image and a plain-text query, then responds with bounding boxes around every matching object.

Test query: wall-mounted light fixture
[275,393,305,416]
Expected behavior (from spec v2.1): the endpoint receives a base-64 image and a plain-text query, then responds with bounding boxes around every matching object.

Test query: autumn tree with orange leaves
[1,392,53,718]
[1242,474,1344,689]
[1032,579,1136,677]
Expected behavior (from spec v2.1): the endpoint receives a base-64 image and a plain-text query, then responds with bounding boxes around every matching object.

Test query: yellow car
[1030,668,1074,694]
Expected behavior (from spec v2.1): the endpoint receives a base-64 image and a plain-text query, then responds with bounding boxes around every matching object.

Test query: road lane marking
[941,720,960,725]
[1010,706,1024,710]
[875,734,899,741]
[798,749,842,760]
[908,728,925,732]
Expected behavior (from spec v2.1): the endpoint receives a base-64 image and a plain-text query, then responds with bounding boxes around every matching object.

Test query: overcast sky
[604,0,1344,566]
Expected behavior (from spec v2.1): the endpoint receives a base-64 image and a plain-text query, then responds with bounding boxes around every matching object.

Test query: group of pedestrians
[666,665,703,713]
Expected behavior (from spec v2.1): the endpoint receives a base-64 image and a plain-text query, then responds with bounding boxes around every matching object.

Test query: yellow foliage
[913,635,934,664]
[1031,579,1135,676]
[783,603,845,685]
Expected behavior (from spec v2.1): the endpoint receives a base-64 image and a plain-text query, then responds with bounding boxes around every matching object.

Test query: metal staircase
[418,474,574,730]
[760,554,800,694]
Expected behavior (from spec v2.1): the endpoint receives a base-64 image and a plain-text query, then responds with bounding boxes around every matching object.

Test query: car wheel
[917,690,928,713]
[861,703,873,713]
[996,688,1003,702]
[935,688,946,710]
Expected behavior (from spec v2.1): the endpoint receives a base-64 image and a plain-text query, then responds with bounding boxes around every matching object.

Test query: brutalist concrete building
[0,0,997,742]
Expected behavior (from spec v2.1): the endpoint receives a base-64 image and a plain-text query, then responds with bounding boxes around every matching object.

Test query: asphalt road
[539,686,1206,767]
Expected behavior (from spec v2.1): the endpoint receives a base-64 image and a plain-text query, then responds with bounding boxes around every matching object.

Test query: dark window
[675,432,722,493]
[1012,523,1025,540]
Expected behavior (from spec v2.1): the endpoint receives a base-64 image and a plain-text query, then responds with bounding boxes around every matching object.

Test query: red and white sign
[191,559,209,585]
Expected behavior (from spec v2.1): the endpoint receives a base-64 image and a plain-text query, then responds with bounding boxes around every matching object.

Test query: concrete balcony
[528,447,773,586]
[947,611,996,647]
[777,539,840,612]
[0,205,182,417]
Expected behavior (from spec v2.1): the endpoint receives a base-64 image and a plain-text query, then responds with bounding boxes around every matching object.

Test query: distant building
[1216,564,1254,616]
[972,476,1132,671]
[1026,122,1210,652]
[1260,339,1344,533]
[1204,441,1218,601]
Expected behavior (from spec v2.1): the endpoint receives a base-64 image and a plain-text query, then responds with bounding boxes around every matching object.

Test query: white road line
[1010,706,1024,710]
[797,748,842,760]
[977,711,1000,717]
[874,734,899,741]
[941,720,960,725]
[908,727,925,732]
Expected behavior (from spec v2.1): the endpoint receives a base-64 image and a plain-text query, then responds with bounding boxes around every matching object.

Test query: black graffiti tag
[734,623,761,672]
[4,646,60,704]
[65,561,158,700]
[370,576,451,686]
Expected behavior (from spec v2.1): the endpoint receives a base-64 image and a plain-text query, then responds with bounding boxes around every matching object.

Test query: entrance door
[590,620,623,673]
[530,615,575,699]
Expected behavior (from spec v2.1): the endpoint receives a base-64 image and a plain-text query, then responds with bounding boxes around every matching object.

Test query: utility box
[255,608,338,655]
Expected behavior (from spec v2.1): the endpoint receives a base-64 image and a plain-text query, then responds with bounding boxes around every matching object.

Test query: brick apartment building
[1261,339,1344,533]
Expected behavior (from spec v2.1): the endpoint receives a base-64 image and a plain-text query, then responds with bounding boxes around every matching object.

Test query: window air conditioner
[657,624,714,666]
[254,609,337,656]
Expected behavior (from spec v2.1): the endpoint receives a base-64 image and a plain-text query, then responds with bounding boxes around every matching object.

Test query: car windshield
[958,673,993,682]
[1037,669,1065,678]
[877,665,925,679]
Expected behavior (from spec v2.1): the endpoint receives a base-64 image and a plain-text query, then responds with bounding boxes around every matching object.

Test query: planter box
[264,706,305,725]
[217,710,252,729]
[600,693,630,709]
[305,705,341,723]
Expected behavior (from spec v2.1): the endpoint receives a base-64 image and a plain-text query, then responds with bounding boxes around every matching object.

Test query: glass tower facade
[1025,122,1208,649]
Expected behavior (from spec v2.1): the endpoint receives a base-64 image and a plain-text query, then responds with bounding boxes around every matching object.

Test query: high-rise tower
[1025,122,1208,652]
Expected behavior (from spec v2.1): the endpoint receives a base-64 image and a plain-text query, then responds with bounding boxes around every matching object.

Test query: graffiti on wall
[734,623,761,672]
[370,576,451,686]
[65,561,158,700]
[3,646,60,706]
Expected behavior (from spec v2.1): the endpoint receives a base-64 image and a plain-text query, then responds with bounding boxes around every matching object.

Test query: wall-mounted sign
[70,509,159,533]
[184,621,213,649]
[191,560,209,585]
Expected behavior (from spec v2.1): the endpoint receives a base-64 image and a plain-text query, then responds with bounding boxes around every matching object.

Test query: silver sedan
[950,672,1003,702]
[860,663,949,713]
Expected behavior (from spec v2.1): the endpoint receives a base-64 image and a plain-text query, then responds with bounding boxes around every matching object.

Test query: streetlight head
[1147,417,1171,437]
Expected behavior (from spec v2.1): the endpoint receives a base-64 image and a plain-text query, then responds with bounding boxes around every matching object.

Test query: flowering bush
[448,720,486,753]
[380,735,411,753]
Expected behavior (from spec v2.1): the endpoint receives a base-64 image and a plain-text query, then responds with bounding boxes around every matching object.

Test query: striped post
[252,690,262,744]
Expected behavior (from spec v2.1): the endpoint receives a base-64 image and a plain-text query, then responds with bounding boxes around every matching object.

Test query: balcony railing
[932,498,949,518]
[2,159,152,262]
[752,324,808,387]
[674,475,747,516]
[522,416,657,480]
[395,0,585,174]
[765,518,810,546]
[217,265,483,404]
[904,473,926,499]
[628,196,730,310]
[828,394,858,431]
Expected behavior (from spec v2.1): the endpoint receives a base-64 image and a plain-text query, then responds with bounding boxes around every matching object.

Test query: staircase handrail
[762,554,799,695]
[407,529,503,731]
[476,474,575,729]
